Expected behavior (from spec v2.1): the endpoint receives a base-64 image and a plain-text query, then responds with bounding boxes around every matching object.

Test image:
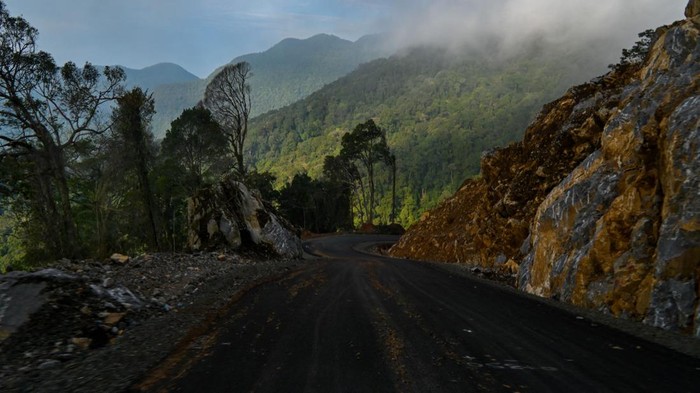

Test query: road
[145,235,700,392]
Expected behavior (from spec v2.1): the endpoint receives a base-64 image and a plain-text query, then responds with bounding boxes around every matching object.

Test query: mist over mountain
[384,0,685,67]
[248,41,609,222]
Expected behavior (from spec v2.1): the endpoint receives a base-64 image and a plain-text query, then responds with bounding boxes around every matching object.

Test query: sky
[3,0,687,78]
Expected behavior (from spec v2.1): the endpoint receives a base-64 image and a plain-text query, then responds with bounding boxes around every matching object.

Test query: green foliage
[0,210,27,272]
[160,106,229,192]
[0,0,125,259]
[278,172,352,232]
[249,47,577,227]
[244,170,279,204]
[154,106,231,250]
[332,119,393,225]
[98,87,160,253]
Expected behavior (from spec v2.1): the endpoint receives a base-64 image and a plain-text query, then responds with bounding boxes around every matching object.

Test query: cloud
[2,0,688,77]
[383,0,686,61]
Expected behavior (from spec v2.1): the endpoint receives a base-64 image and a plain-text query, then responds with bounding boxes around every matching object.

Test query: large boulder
[187,177,303,258]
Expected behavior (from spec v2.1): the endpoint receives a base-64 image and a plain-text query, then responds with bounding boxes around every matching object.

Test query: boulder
[187,177,303,258]
[0,270,77,342]
[110,253,130,264]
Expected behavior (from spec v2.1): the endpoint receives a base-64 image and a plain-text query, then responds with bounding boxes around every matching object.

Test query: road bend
[143,235,700,393]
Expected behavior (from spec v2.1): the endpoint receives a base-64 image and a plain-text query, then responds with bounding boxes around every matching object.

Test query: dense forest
[249,46,602,225]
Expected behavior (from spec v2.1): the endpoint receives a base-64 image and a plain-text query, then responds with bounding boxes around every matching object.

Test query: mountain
[120,63,200,90]
[97,63,201,91]
[149,34,391,137]
[248,45,607,224]
[391,2,700,335]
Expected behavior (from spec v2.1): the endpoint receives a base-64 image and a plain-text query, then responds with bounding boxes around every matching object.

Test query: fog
[382,0,686,66]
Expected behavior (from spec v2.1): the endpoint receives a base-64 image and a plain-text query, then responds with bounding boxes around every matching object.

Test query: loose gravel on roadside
[0,251,304,393]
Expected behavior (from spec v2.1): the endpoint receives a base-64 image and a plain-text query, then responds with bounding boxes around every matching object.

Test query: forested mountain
[119,63,201,90]
[150,34,391,137]
[95,63,200,91]
[248,46,609,225]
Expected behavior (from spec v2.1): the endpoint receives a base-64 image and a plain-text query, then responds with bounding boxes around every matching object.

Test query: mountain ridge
[97,63,200,91]
[147,33,391,137]
[248,44,609,224]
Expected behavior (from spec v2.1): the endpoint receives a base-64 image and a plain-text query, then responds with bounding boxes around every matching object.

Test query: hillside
[248,45,607,224]
[96,63,200,90]
[391,3,700,335]
[119,63,200,90]
[149,34,391,137]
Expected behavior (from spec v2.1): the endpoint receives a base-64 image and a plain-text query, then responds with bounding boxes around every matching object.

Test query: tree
[244,170,279,204]
[389,154,397,223]
[160,106,228,193]
[610,29,656,70]
[338,119,392,225]
[110,87,160,250]
[278,172,352,233]
[323,154,360,225]
[0,1,125,257]
[204,62,252,176]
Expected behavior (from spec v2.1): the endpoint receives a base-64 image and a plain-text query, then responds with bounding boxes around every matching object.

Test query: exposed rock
[187,176,303,258]
[391,12,700,335]
[687,0,700,19]
[103,312,126,325]
[110,253,130,264]
[0,269,80,342]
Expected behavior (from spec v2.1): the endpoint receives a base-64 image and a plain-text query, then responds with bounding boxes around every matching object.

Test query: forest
[0,0,607,270]
[0,1,397,270]
[248,45,599,225]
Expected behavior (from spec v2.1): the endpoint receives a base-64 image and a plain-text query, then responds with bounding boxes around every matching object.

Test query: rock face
[687,0,700,18]
[391,9,700,335]
[187,176,303,258]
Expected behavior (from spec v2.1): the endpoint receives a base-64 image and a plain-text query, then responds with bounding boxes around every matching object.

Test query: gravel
[0,251,303,392]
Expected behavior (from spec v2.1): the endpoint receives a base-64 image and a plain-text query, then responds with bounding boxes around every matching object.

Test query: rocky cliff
[391,3,700,336]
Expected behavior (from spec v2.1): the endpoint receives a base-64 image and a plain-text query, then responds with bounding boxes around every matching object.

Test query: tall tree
[203,61,252,176]
[160,106,228,193]
[339,119,392,225]
[0,1,124,257]
[323,155,358,226]
[111,87,160,250]
[155,106,228,250]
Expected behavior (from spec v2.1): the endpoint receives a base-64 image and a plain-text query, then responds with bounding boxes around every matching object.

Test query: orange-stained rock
[391,12,700,336]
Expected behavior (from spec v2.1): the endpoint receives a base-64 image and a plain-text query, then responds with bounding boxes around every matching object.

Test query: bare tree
[0,1,124,257]
[203,62,252,176]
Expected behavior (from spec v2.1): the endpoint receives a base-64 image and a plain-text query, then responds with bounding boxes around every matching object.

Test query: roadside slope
[391,3,700,336]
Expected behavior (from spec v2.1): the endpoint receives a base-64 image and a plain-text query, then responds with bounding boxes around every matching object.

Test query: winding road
[148,235,700,392]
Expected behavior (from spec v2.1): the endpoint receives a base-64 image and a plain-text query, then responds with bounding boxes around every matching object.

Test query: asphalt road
[147,235,700,392]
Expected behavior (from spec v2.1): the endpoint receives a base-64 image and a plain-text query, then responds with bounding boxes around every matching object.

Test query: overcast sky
[3,0,686,78]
